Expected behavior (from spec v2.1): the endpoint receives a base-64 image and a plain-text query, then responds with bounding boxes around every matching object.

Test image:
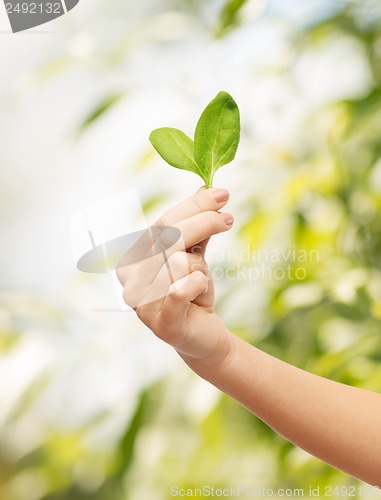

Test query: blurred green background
[1,0,381,498]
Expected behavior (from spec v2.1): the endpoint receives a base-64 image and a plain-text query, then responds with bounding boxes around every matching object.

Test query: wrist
[178,323,237,382]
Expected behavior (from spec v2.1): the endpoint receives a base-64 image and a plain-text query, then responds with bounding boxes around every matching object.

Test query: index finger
[132,210,233,284]
[155,187,230,227]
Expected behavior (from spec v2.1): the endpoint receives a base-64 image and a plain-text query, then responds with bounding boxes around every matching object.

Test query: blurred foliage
[77,93,125,137]
[2,0,381,498]
[215,0,249,37]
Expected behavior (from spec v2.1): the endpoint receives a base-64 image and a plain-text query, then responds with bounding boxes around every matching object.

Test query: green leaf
[194,91,240,188]
[215,0,250,37]
[149,127,207,184]
[149,92,241,188]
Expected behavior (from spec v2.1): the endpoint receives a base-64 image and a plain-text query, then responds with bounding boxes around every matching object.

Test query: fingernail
[212,189,230,203]
[221,213,234,226]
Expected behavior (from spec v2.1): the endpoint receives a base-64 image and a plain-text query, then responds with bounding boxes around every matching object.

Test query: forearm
[181,332,381,486]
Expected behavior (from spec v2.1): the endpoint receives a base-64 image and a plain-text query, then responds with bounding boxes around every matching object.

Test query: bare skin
[116,187,381,487]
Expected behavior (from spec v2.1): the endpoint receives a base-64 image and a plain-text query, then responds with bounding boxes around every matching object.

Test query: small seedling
[149,91,240,188]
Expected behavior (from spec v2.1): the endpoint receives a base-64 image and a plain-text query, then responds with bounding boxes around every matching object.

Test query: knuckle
[116,257,136,284]
[193,270,207,282]
[122,283,142,308]
[116,263,134,286]
[168,284,186,302]
[167,251,186,269]
[200,262,208,275]
[169,289,185,302]
[156,226,180,253]
[190,255,207,274]
[192,193,205,213]
[155,211,176,228]
[202,211,221,232]
[194,190,219,211]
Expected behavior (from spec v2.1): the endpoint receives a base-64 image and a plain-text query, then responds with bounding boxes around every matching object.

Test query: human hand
[116,187,234,365]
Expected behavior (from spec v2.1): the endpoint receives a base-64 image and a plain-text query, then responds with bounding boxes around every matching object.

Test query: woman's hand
[116,187,235,365]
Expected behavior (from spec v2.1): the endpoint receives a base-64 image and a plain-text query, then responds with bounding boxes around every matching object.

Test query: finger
[158,271,209,343]
[122,251,208,310]
[116,226,172,284]
[118,211,233,287]
[155,187,230,226]
[117,188,230,285]
[141,211,233,282]
[152,251,208,299]
[136,251,208,310]
[122,279,158,310]
[192,270,215,308]
[173,211,233,252]
[184,239,214,308]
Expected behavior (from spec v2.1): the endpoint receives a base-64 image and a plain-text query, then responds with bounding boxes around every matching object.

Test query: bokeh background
[1,0,381,498]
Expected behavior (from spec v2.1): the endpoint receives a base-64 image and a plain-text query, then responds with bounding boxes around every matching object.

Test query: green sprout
[149,91,241,189]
